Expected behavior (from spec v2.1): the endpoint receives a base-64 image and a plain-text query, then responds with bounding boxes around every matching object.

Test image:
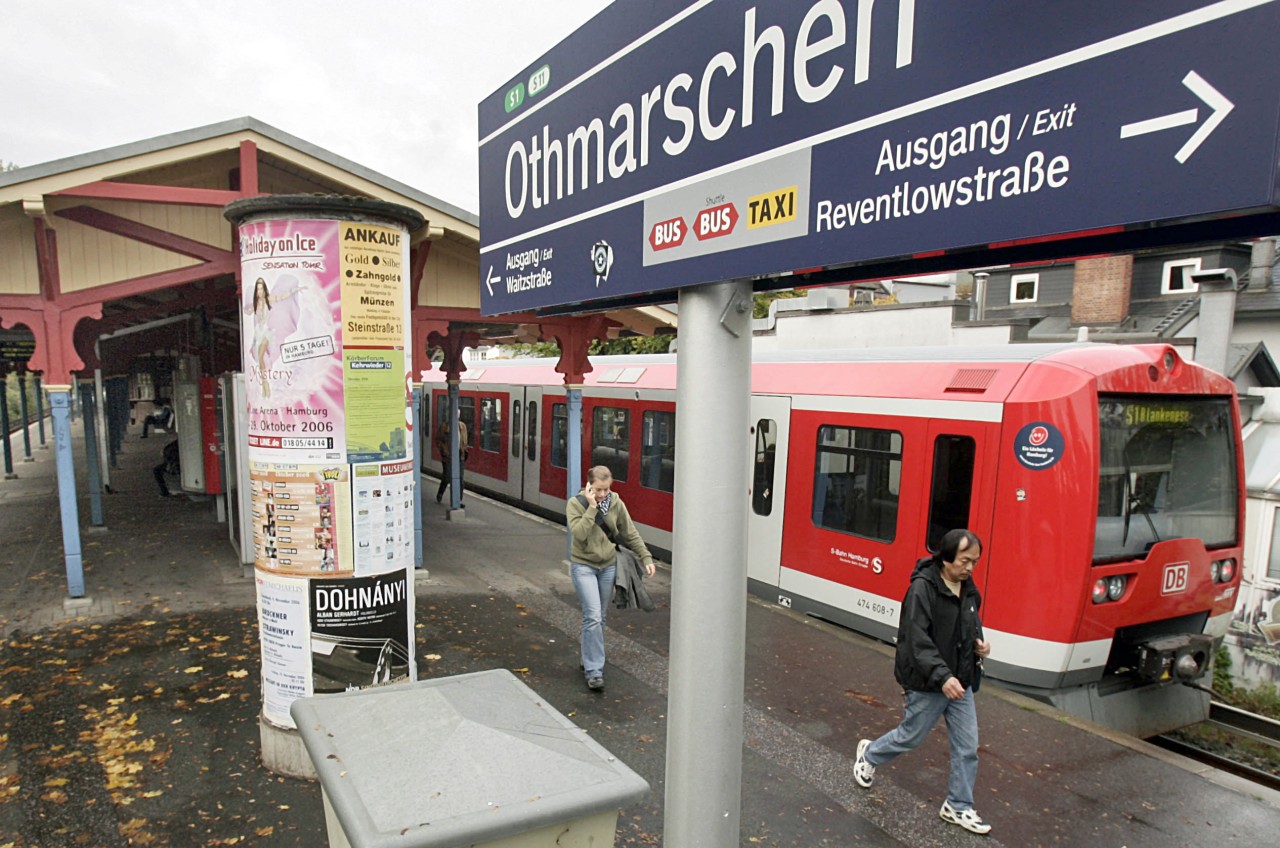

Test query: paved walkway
[0,419,1277,846]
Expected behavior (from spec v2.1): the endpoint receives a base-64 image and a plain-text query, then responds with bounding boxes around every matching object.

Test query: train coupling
[1135,634,1214,683]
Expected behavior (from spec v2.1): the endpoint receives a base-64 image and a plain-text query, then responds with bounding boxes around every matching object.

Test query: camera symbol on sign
[590,241,614,287]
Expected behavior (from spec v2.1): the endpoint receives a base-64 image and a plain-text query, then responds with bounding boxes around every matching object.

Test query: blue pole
[35,374,47,447]
[0,377,15,479]
[448,380,462,511]
[566,384,583,559]
[49,388,85,598]
[412,386,424,567]
[104,377,120,469]
[18,373,32,461]
[80,384,104,526]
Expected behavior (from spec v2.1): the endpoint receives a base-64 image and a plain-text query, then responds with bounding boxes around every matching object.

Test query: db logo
[1161,562,1189,595]
[1029,426,1049,446]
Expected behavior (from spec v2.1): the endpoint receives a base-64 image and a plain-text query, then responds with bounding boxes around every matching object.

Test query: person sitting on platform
[141,399,173,438]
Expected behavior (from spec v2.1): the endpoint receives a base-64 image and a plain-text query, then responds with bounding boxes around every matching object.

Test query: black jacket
[893,555,983,693]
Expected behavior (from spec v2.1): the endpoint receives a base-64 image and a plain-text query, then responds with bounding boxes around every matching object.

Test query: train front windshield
[1094,396,1238,563]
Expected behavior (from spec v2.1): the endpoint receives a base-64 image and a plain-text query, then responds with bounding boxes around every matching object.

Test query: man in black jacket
[854,529,993,835]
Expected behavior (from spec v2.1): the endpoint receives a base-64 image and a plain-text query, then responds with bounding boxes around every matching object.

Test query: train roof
[422,343,1233,400]
[462,343,1094,369]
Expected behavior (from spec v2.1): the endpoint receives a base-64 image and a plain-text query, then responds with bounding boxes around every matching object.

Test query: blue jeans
[864,687,980,810]
[570,562,616,679]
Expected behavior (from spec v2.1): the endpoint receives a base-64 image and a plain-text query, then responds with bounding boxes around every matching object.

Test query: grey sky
[0,0,612,214]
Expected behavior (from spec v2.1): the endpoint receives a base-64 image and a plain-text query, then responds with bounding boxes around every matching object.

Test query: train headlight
[1106,575,1127,601]
[1210,560,1221,582]
[1219,559,1237,582]
[1092,578,1109,604]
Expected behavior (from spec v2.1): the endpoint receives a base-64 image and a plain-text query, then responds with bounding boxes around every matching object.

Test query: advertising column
[225,196,424,775]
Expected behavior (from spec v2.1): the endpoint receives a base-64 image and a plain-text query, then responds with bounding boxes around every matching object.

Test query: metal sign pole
[664,279,752,847]
[18,373,32,461]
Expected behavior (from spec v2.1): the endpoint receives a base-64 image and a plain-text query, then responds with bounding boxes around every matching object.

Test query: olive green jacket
[566,493,654,570]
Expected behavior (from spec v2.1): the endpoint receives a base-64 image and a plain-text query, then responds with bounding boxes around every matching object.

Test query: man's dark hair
[938,529,982,563]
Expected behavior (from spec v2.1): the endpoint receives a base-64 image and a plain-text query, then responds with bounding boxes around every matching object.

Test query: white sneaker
[853,739,875,788]
[940,801,991,835]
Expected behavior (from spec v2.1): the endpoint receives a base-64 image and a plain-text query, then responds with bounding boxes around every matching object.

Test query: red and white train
[420,344,1243,736]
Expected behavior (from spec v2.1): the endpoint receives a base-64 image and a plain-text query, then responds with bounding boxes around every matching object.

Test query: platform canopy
[0,117,673,385]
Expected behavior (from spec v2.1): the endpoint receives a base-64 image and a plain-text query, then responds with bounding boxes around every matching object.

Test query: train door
[518,387,542,503]
[918,419,996,592]
[747,395,791,589]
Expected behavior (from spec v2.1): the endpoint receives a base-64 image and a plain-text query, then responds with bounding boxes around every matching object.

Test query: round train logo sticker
[1014,421,1064,469]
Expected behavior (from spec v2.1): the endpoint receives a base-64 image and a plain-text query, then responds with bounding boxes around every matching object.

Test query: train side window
[512,401,522,458]
[459,397,476,446]
[551,403,568,468]
[641,410,675,493]
[925,435,976,552]
[432,394,448,440]
[526,401,538,461]
[592,407,630,482]
[753,419,778,516]
[435,395,476,447]
[812,424,902,543]
[479,397,503,452]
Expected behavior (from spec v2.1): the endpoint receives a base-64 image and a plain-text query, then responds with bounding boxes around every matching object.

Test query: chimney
[1194,268,1238,376]
[1250,238,1276,291]
[971,272,989,321]
[1072,255,1133,325]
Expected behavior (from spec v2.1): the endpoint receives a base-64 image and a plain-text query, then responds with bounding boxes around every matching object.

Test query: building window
[1161,258,1202,295]
[551,403,567,469]
[812,425,902,543]
[640,410,675,492]
[1009,273,1039,304]
[753,419,778,516]
[1269,506,1280,582]
[591,407,630,482]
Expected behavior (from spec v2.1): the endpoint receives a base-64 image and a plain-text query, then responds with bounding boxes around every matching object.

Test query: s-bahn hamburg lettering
[479,1,1280,315]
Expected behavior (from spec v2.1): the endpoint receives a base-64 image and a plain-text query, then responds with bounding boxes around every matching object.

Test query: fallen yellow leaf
[227,669,249,679]
[182,666,203,674]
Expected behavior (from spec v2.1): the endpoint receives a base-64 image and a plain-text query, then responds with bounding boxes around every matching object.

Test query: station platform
[0,421,1277,847]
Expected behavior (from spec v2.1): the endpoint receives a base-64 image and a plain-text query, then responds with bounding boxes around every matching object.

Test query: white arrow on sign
[485,265,500,297]
[1120,70,1233,164]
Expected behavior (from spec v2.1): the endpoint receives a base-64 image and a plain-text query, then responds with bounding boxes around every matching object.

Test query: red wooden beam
[416,305,545,324]
[410,241,432,308]
[50,181,240,207]
[55,205,234,262]
[95,286,236,333]
[60,255,239,310]
[32,219,61,300]
[239,140,260,196]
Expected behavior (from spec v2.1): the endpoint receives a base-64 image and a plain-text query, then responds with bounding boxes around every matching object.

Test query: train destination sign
[477,0,1280,316]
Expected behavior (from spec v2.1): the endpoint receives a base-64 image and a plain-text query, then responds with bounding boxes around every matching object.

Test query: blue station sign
[478,0,1280,315]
